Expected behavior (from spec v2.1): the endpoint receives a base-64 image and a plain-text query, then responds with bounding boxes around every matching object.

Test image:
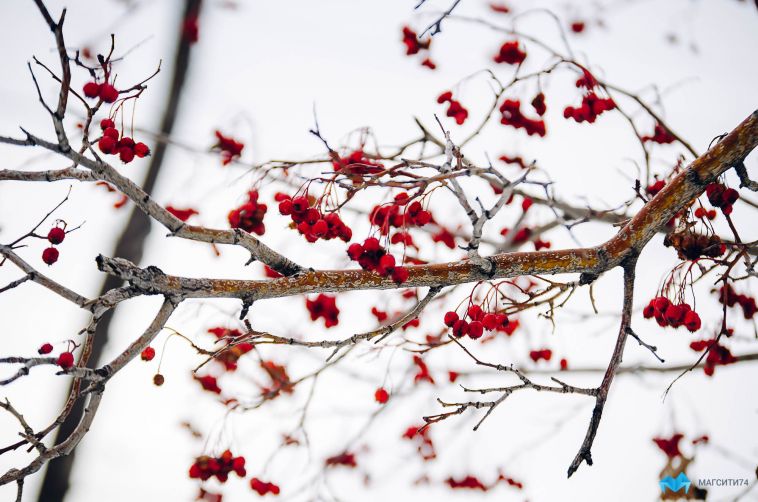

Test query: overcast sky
[1,0,757,501]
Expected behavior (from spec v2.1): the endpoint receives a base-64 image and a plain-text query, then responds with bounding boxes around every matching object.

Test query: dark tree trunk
[36,1,202,500]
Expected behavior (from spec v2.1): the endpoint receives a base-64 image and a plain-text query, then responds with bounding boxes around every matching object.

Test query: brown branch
[567,255,637,478]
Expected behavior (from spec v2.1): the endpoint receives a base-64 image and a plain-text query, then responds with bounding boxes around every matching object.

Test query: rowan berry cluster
[82,80,119,103]
[437,91,469,125]
[493,40,527,65]
[213,130,244,165]
[443,305,510,340]
[563,91,616,123]
[276,193,352,243]
[642,297,701,332]
[42,223,66,265]
[370,193,432,235]
[306,294,340,328]
[663,230,725,261]
[529,349,553,362]
[347,237,409,284]
[705,182,739,215]
[689,339,738,376]
[642,123,676,144]
[331,149,383,182]
[250,478,280,496]
[228,189,267,235]
[97,118,150,163]
[499,99,546,136]
[718,285,757,319]
[188,450,246,482]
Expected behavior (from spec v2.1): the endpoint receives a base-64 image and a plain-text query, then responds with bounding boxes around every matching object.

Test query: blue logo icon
[660,472,691,494]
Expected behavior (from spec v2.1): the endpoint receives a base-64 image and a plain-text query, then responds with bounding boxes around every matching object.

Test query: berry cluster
[401,26,436,69]
[42,223,67,266]
[718,285,757,319]
[436,91,469,125]
[642,297,701,332]
[370,193,432,235]
[97,118,150,163]
[690,339,737,376]
[250,478,281,496]
[228,190,267,235]
[213,130,244,165]
[401,26,430,55]
[563,92,616,123]
[276,193,352,243]
[642,123,676,144]
[188,450,246,482]
[705,182,739,215]
[443,305,510,340]
[529,349,553,362]
[306,294,340,328]
[82,80,119,103]
[493,40,526,65]
[347,238,409,284]
[693,207,717,220]
[331,149,383,182]
[663,230,725,261]
[499,99,546,136]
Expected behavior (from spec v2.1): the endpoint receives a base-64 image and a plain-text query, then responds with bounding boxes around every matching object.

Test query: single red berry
[98,83,119,103]
[683,310,702,332]
[83,82,100,98]
[153,373,165,386]
[100,118,115,130]
[103,127,120,140]
[57,351,74,369]
[391,266,409,284]
[468,321,484,339]
[141,346,156,361]
[312,219,328,237]
[278,199,293,215]
[42,247,59,265]
[133,142,150,158]
[452,319,469,337]
[38,343,53,355]
[467,305,484,321]
[482,313,498,331]
[47,227,66,245]
[119,146,135,163]
[443,311,459,327]
[98,136,116,154]
[374,387,389,404]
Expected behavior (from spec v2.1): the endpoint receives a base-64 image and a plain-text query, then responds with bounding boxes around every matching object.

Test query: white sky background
[1,0,757,501]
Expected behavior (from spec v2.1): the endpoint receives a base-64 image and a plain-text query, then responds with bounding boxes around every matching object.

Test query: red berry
[468,321,484,339]
[119,146,135,163]
[47,227,66,245]
[278,199,293,215]
[83,82,100,98]
[103,127,119,140]
[141,347,156,361]
[391,266,409,284]
[38,343,53,355]
[374,387,389,404]
[443,311,459,327]
[57,351,74,369]
[133,142,150,158]
[467,305,484,321]
[482,313,498,331]
[98,83,119,103]
[378,254,396,274]
[42,247,59,265]
[683,311,701,332]
[452,320,469,337]
[100,118,115,130]
[98,136,116,154]
[312,219,328,237]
